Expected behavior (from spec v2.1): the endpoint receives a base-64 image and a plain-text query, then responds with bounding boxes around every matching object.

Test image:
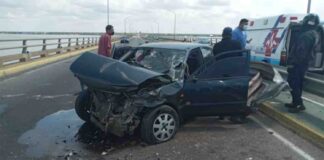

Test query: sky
[0,0,323,34]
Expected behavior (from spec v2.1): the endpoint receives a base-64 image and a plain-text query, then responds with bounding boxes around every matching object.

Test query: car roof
[140,42,210,51]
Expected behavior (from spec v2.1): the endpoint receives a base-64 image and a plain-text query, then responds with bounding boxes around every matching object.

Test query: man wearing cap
[213,27,242,56]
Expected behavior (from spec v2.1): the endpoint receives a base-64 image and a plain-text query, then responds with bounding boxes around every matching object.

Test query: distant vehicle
[120,36,129,43]
[194,37,211,45]
[246,14,324,73]
[70,42,288,144]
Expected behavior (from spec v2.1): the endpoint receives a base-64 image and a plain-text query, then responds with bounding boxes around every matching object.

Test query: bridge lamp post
[124,16,131,35]
[167,11,176,40]
[107,0,110,25]
[154,21,160,35]
[307,0,311,13]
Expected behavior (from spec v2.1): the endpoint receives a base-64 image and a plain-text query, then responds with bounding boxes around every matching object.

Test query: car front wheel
[140,105,179,144]
[75,90,91,122]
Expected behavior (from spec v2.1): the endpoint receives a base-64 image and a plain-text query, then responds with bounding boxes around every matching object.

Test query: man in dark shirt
[213,27,242,57]
[286,14,321,113]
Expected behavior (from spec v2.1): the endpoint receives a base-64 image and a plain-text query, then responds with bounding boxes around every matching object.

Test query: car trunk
[247,61,289,107]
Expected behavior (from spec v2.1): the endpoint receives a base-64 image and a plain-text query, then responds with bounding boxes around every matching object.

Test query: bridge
[0,36,323,159]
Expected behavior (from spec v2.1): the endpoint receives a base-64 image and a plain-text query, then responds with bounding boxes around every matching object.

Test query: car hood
[70,52,172,91]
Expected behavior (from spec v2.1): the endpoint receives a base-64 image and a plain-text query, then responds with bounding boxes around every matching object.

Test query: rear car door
[183,51,250,116]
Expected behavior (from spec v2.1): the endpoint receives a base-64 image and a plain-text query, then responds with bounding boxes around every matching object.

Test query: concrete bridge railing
[0,37,99,67]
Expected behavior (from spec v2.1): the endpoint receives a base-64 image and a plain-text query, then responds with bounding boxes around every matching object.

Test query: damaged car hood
[70,52,172,91]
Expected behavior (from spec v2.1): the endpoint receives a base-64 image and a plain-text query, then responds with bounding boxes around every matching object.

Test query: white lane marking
[2,93,25,98]
[302,96,324,109]
[32,94,73,100]
[250,116,315,160]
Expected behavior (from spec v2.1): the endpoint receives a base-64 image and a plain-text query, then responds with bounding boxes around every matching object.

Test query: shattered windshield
[134,47,186,80]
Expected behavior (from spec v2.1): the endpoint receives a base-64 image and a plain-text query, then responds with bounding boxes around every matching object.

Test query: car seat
[187,51,204,74]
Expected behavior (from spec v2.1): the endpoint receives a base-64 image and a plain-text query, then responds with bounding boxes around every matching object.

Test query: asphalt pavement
[0,39,323,160]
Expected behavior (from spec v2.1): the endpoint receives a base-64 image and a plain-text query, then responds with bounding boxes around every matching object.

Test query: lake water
[0,34,100,56]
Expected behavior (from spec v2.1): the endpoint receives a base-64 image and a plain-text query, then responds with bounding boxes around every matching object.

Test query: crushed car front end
[70,52,175,137]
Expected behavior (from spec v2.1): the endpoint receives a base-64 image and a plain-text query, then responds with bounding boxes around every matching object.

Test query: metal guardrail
[157,35,222,45]
[0,37,100,67]
[275,65,324,97]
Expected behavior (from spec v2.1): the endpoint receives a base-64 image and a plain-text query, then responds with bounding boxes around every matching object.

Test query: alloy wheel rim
[152,113,176,141]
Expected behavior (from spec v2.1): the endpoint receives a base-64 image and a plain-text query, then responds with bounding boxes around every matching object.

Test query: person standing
[213,27,242,56]
[232,19,252,48]
[286,14,321,113]
[98,25,114,57]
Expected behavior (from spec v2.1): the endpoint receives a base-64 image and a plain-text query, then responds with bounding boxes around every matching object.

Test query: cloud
[0,0,21,8]
[0,0,323,34]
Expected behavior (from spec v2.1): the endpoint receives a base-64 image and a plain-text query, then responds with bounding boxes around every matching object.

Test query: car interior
[186,48,204,75]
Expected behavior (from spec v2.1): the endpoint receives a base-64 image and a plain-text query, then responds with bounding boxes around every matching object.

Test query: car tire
[140,105,179,145]
[229,115,247,124]
[75,90,91,122]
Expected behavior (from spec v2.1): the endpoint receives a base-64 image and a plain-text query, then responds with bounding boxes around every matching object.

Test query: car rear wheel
[140,105,179,144]
[75,90,91,122]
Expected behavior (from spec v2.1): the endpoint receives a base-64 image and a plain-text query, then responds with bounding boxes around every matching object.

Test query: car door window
[197,56,249,79]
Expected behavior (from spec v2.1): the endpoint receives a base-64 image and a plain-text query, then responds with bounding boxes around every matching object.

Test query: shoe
[285,103,295,108]
[288,105,306,113]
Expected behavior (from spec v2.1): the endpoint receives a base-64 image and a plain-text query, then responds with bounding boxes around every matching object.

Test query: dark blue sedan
[70,42,288,144]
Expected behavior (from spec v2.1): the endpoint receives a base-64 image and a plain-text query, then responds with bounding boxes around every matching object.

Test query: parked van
[246,14,324,73]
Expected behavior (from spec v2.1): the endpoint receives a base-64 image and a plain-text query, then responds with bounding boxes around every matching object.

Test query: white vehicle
[194,37,212,45]
[246,14,324,72]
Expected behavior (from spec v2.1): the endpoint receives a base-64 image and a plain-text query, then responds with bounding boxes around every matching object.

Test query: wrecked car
[70,42,289,144]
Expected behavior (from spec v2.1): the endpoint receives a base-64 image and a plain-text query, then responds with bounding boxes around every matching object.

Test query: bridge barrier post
[75,38,79,50]
[87,37,90,47]
[91,37,94,46]
[82,38,85,48]
[20,40,30,62]
[22,40,27,54]
[41,39,47,58]
[67,38,71,52]
[95,37,98,45]
[56,38,62,54]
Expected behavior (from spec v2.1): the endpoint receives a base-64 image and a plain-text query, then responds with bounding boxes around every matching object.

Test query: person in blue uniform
[232,19,252,48]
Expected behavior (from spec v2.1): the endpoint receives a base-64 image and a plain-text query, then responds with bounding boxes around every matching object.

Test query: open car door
[183,50,250,116]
